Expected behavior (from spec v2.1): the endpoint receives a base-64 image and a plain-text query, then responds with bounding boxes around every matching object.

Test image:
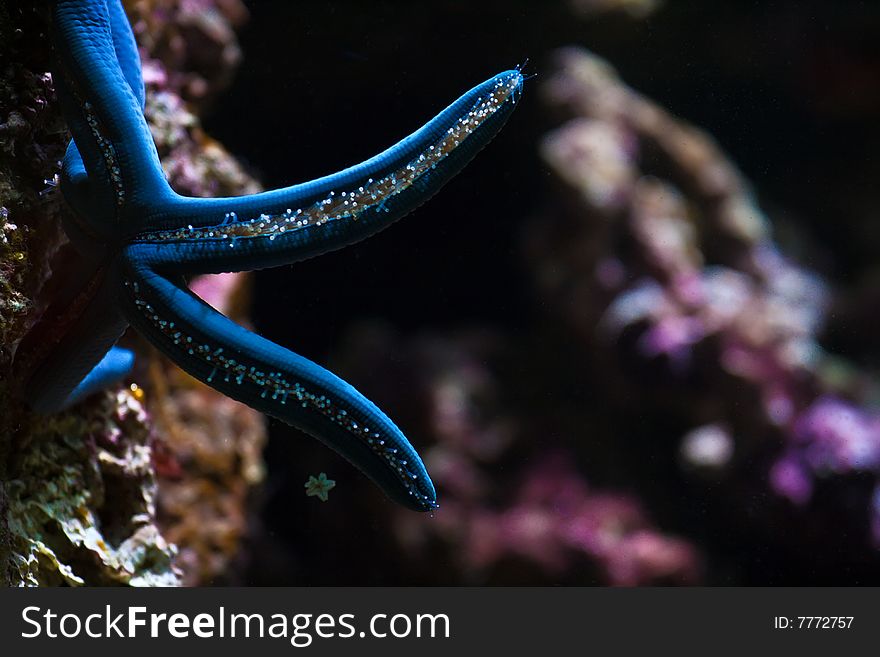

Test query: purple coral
[528,46,880,577]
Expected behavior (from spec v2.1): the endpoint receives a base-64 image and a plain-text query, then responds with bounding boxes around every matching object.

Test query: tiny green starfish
[304,473,336,502]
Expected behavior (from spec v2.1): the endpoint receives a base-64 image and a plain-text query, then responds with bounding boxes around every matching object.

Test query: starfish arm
[120,248,437,511]
[134,71,523,274]
[59,0,146,232]
[52,0,172,226]
[59,140,94,233]
[106,0,145,109]
[60,346,135,409]
[18,257,130,413]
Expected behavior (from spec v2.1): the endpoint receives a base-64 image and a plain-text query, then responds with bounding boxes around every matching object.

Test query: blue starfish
[13,0,522,511]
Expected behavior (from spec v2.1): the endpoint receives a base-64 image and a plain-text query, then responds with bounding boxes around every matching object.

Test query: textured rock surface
[7,391,177,586]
